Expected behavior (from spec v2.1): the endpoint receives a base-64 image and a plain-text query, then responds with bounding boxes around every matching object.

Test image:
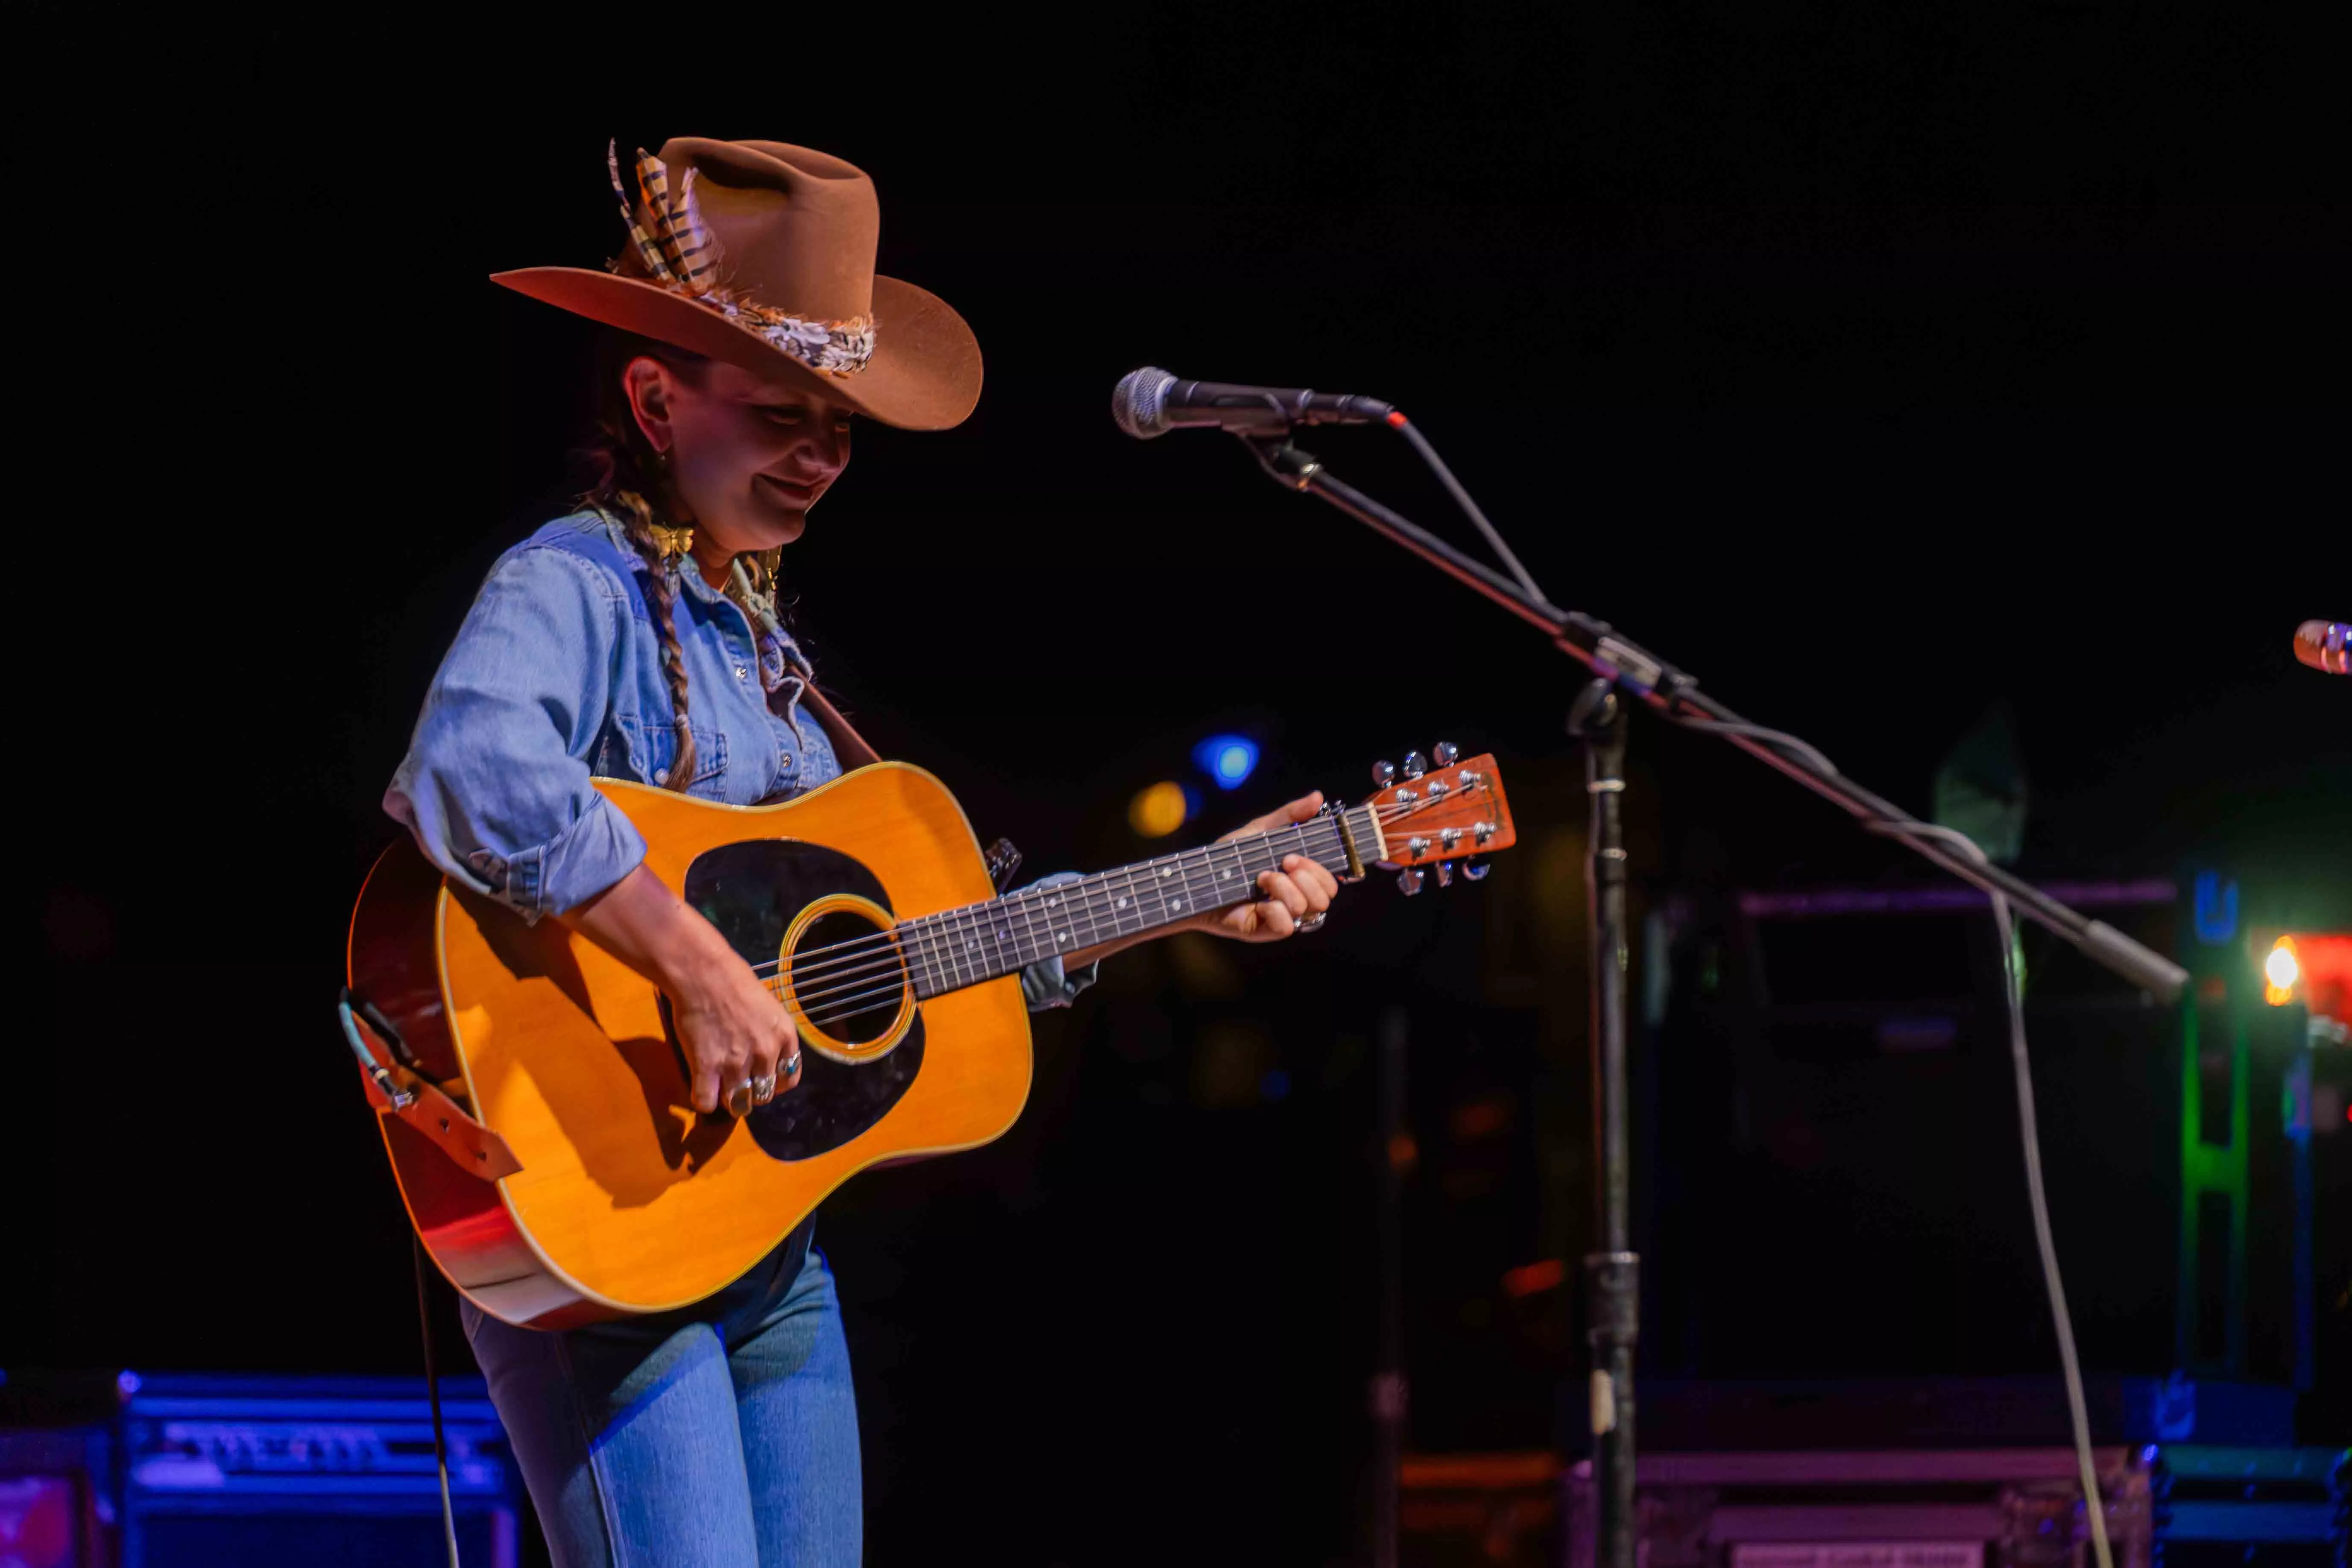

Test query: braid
[580,331,708,793]
[610,491,699,788]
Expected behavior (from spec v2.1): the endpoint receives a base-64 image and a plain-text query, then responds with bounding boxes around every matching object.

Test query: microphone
[2294,620,2348,674]
[1112,366,1394,439]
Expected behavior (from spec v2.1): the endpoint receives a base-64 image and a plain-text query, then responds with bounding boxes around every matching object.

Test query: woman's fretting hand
[1195,791,1342,943]
[559,864,802,1115]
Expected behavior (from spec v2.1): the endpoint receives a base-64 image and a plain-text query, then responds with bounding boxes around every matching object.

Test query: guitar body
[347,764,1031,1328]
[347,743,1517,1328]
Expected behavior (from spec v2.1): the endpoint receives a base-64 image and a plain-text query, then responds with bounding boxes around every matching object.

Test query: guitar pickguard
[683,839,926,1162]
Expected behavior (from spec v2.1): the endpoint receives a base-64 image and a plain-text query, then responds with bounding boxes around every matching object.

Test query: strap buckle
[339,989,523,1180]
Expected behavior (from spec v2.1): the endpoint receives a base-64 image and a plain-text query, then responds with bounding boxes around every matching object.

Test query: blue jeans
[462,1232,861,1566]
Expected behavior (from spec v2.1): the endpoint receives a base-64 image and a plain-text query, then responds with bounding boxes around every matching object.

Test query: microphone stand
[1567,677,1637,1568]
[1237,432,2188,1568]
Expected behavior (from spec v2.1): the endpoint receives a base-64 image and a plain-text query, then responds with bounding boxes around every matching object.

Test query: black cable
[1261,416,2133,1562]
[1388,415,1551,605]
[412,1233,463,1568]
[1663,709,2117,1568]
[1870,819,2115,1568]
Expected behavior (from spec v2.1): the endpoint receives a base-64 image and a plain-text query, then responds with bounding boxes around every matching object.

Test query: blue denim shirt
[386,508,1094,1009]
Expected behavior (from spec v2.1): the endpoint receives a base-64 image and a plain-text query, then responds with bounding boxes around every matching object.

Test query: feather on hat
[495,138,980,430]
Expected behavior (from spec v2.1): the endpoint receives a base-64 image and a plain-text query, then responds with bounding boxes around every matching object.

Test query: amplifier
[120,1373,521,1568]
[1560,1444,2349,1568]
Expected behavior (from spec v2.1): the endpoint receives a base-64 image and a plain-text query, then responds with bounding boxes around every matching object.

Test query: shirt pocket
[616,713,729,792]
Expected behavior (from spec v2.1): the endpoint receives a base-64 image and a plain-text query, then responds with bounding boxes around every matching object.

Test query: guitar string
[885,786,1473,982]
[748,787,1469,989]
[767,820,1356,1017]
[768,791,1490,1021]
[786,821,1366,1028]
[757,795,1434,1001]
[749,806,1377,985]
[772,826,1349,1020]
[773,814,1354,998]
[747,815,1358,996]
[777,829,1366,1031]
[755,792,1476,1014]
[781,832,1421,1029]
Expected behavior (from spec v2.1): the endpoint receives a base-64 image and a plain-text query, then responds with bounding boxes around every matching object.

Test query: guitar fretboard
[897,806,1379,999]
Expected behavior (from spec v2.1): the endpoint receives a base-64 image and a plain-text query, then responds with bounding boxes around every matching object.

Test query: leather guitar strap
[339,993,524,1179]
[794,679,882,771]
[730,558,884,771]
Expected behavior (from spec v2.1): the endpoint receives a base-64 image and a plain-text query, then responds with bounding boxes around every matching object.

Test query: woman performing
[383,136,1342,1565]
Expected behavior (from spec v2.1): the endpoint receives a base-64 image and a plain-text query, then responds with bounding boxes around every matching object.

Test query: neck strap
[727,557,882,769]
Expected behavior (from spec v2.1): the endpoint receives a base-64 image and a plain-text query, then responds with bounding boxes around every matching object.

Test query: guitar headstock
[1361,742,1517,892]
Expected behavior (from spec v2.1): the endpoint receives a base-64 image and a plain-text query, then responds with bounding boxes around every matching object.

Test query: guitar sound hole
[686,839,925,1162]
[790,909,905,1048]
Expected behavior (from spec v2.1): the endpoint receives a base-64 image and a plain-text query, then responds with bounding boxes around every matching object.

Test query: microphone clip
[1242,435,1324,492]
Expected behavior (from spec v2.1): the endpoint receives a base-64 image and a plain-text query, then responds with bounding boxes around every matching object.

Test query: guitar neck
[898,804,1383,999]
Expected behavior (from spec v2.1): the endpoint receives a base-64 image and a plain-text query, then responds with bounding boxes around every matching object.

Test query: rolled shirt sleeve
[384,546,647,922]
[1016,870,1102,1011]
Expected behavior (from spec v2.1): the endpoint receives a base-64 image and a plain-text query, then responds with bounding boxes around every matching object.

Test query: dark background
[17,6,2350,1564]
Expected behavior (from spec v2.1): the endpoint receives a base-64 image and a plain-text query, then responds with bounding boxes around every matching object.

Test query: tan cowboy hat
[493,138,981,430]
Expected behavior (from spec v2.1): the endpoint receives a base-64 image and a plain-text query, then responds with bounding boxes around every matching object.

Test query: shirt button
[654,767,668,783]
[779,753,794,770]
[735,665,749,680]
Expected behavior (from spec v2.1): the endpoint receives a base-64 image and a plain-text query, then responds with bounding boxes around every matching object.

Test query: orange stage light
[1126,780,1189,838]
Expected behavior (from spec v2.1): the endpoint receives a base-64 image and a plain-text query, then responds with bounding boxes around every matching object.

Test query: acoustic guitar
[345,750,1517,1327]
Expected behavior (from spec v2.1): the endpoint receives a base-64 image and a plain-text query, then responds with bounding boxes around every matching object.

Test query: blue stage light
[1192,734,1259,790]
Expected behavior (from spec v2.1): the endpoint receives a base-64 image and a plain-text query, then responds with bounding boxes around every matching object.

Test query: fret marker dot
[1172,898,1185,910]
[1116,897,1130,909]
[1057,931,1069,943]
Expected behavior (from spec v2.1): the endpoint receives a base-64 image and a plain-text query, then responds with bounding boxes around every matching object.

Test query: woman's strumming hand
[1196,791,1342,943]
[664,944,803,1117]
[559,864,802,1115]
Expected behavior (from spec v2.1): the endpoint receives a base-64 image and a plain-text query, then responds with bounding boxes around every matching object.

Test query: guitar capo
[1323,798,1368,882]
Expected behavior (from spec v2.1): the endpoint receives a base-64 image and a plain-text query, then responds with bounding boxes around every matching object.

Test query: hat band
[697,296,876,377]
[609,141,877,378]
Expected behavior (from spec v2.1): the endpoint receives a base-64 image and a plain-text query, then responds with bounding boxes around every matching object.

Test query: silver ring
[750,1074,777,1105]
[726,1082,755,1119]
[1295,911,1327,933]
[780,1051,802,1078]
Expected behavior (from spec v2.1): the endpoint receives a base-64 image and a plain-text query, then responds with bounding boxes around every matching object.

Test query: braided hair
[580,331,802,790]
[580,331,706,789]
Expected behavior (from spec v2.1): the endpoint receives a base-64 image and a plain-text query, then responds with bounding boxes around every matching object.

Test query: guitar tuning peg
[1433,860,1455,888]
[1395,867,1425,896]
[1402,750,1428,780]
[1431,741,1459,766]
[1371,759,1397,787]
[1461,855,1492,881]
